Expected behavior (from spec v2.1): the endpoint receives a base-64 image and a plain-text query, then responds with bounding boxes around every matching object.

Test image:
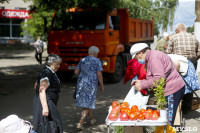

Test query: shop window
[12,19,24,24]
[0,25,10,37]
[0,18,10,23]
[0,18,24,38]
[12,25,23,37]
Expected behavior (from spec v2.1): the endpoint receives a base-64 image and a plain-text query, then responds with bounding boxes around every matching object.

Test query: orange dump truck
[48,8,154,82]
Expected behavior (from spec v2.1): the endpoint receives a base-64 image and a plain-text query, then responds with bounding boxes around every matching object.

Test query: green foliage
[152,78,167,110]
[21,10,54,41]
[77,0,121,11]
[187,25,194,33]
[115,126,123,133]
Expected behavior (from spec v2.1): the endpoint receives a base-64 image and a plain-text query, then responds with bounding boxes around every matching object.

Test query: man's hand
[131,80,142,92]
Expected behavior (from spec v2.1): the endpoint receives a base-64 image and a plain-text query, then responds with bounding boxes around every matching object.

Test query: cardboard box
[192,97,200,110]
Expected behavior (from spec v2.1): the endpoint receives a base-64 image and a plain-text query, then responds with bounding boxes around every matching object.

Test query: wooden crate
[192,97,200,110]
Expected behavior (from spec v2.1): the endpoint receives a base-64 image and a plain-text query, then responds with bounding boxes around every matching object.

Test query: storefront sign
[0,9,31,19]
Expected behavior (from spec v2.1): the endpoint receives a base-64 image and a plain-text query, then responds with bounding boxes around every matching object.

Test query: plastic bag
[124,86,149,109]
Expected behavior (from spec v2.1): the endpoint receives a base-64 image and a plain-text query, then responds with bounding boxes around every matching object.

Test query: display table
[105,106,168,133]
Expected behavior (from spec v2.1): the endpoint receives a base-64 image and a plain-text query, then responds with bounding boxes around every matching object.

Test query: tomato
[120,107,127,113]
[129,112,137,121]
[138,113,144,120]
[151,112,159,120]
[120,103,129,109]
[144,112,151,120]
[123,102,129,106]
[140,109,146,114]
[124,108,131,116]
[108,112,119,121]
[146,109,153,116]
[108,107,120,121]
[131,105,139,113]
[120,112,129,121]
[153,110,160,117]
[112,106,120,113]
[111,101,120,108]
[135,111,140,116]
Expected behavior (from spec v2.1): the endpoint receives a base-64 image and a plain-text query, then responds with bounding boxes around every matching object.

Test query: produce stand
[105,106,168,133]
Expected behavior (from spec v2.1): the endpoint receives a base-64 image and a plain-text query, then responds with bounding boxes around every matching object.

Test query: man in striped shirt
[165,23,200,115]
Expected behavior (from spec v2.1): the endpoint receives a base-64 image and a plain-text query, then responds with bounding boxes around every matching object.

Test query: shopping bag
[124,86,149,109]
[0,114,32,133]
[38,116,57,133]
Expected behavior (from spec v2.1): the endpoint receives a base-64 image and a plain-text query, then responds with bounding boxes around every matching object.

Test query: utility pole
[195,0,200,41]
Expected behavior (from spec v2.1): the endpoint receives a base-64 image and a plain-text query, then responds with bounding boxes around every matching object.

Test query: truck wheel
[108,56,124,83]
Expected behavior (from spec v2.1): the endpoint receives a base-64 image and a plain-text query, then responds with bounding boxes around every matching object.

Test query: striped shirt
[165,31,200,59]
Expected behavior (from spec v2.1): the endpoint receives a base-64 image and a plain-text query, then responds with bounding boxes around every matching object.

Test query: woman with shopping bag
[32,54,63,133]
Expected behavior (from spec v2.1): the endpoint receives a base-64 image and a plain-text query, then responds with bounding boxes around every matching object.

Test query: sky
[167,0,195,33]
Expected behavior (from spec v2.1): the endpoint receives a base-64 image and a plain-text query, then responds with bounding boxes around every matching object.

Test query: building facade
[0,0,32,44]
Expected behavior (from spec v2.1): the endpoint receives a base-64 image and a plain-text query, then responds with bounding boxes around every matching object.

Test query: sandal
[77,123,84,130]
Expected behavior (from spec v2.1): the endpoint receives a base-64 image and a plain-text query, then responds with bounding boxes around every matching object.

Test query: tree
[187,25,194,33]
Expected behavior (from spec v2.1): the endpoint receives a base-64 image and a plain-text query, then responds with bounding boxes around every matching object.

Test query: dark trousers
[35,51,42,64]
[166,86,185,126]
[33,93,63,133]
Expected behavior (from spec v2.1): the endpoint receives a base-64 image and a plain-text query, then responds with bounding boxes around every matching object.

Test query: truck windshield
[52,10,106,31]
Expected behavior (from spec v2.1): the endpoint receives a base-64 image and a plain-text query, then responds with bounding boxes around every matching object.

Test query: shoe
[90,119,96,125]
[77,123,84,130]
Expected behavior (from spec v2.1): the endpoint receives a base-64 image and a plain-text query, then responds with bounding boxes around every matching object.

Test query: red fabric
[138,64,146,80]
[124,59,147,95]
[124,59,141,84]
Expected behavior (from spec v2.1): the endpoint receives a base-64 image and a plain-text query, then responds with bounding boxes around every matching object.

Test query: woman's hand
[42,106,49,116]
[100,87,104,93]
[131,80,142,92]
[39,80,49,116]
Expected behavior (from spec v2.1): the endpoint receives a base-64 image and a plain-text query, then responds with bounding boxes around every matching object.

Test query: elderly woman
[130,43,185,126]
[33,54,63,133]
[75,46,104,130]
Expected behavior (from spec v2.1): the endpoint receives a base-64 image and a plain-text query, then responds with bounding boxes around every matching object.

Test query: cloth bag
[38,116,57,133]
[0,114,31,133]
[124,86,149,109]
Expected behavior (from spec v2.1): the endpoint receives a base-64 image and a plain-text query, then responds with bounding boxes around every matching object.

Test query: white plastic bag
[0,114,32,133]
[124,86,149,109]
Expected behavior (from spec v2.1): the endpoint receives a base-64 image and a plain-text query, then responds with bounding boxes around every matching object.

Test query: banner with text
[0,9,31,19]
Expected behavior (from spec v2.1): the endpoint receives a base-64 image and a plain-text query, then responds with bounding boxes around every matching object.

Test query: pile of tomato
[108,101,160,121]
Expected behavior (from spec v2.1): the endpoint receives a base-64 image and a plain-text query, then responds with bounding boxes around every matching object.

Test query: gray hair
[88,46,99,55]
[175,23,186,31]
[45,54,62,66]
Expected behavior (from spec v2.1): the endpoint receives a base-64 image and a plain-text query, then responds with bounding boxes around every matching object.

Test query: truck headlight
[101,60,108,66]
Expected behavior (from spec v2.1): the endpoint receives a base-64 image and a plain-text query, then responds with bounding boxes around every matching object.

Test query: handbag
[38,116,57,133]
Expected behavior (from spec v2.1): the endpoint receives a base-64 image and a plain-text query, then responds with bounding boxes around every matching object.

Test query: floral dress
[183,60,200,94]
[75,56,103,109]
